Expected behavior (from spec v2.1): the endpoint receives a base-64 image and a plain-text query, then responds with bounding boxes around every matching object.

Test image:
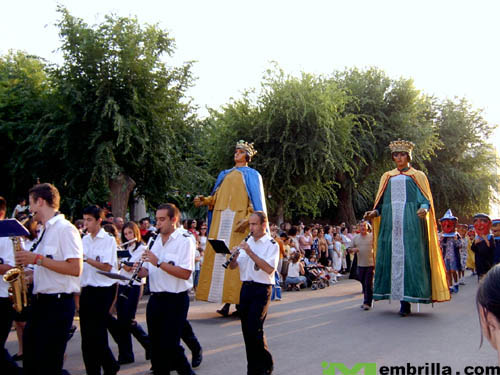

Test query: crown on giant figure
[236,140,257,159]
[389,139,415,160]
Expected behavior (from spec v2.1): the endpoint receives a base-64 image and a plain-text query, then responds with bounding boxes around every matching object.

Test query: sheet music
[218,209,235,245]
[208,208,236,302]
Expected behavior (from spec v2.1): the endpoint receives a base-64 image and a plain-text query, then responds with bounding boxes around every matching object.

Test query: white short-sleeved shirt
[237,233,280,285]
[81,228,118,287]
[144,228,195,293]
[118,243,147,286]
[0,237,15,298]
[33,214,83,294]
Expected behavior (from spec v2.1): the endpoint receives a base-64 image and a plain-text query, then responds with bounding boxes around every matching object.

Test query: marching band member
[108,221,151,364]
[137,203,196,375]
[80,205,120,375]
[229,211,279,375]
[15,183,83,375]
[0,197,20,373]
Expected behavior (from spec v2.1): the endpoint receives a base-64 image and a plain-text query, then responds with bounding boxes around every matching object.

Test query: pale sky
[2,0,500,147]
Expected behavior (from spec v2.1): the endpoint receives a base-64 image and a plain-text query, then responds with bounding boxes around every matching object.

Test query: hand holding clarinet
[222,233,252,269]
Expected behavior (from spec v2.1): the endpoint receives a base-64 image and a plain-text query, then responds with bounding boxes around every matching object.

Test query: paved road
[6,271,497,374]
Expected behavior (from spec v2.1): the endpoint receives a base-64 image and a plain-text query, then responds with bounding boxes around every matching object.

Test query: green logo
[322,362,377,375]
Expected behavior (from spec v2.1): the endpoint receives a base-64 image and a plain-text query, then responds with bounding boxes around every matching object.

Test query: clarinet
[120,231,158,299]
[222,233,252,269]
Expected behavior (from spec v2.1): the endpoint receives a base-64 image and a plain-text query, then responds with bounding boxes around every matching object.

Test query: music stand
[208,239,231,254]
[0,219,30,238]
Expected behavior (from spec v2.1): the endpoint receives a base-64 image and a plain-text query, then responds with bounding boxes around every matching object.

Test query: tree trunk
[276,202,284,226]
[109,173,136,219]
[333,173,357,225]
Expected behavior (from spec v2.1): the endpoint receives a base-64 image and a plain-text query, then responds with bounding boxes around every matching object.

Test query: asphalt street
[5,270,497,375]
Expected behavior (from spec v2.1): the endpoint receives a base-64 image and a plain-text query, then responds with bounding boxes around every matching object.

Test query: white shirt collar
[45,212,64,228]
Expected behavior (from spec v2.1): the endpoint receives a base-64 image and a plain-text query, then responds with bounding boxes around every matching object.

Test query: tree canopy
[0,9,497,223]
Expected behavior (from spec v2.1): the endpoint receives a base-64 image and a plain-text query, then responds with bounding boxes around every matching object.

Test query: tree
[203,67,359,223]
[425,98,498,219]
[0,50,54,208]
[38,7,201,217]
[332,68,440,222]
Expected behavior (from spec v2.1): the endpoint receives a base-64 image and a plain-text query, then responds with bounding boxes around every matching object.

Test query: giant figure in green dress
[364,140,450,316]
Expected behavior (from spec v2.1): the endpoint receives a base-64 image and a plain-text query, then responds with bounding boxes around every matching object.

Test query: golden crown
[236,140,257,159]
[389,139,415,159]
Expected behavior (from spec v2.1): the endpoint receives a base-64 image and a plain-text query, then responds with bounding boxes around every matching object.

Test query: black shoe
[192,348,203,368]
[145,349,151,360]
[216,308,229,317]
[61,370,71,375]
[12,353,23,361]
[104,363,120,375]
[399,301,411,317]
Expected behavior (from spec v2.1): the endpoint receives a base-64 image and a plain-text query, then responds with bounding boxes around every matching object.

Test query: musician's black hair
[82,205,104,221]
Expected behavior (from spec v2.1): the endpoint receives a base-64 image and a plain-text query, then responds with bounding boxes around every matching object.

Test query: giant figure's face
[392,152,409,170]
[441,220,456,234]
[474,218,492,236]
[234,148,248,165]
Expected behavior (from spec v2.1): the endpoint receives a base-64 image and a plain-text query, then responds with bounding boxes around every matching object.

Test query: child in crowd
[271,271,282,301]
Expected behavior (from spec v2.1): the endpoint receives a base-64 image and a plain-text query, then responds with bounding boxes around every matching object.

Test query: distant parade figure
[194,140,267,317]
[471,213,495,280]
[364,139,449,316]
[439,209,462,294]
[492,219,500,265]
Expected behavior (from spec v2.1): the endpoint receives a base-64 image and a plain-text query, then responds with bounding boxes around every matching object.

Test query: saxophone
[3,218,31,313]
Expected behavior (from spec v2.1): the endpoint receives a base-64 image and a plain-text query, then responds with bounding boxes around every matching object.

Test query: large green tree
[331,68,441,222]
[202,67,359,222]
[40,7,202,216]
[0,50,54,208]
[425,98,498,220]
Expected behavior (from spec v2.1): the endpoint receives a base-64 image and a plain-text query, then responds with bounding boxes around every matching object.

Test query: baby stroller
[305,264,329,290]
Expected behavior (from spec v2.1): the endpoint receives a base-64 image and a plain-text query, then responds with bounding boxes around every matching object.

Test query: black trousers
[108,284,150,362]
[182,319,201,355]
[80,285,118,375]
[357,266,374,305]
[0,297,20,375]
[146,291,192,375]
[239,281,273,375]
[23,293,75,375]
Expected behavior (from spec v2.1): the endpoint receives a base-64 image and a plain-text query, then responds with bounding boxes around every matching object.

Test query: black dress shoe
[216,308,229,317]
[12,353,23,361]
[192,349,203,368]
[104,363,120,375]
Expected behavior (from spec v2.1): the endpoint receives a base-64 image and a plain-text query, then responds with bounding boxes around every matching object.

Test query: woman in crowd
[285,252,307,290]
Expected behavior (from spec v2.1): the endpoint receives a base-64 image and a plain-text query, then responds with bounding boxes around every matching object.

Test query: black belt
[242,281,271,287]
[151,290,188,296]
[35,293,73,300]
